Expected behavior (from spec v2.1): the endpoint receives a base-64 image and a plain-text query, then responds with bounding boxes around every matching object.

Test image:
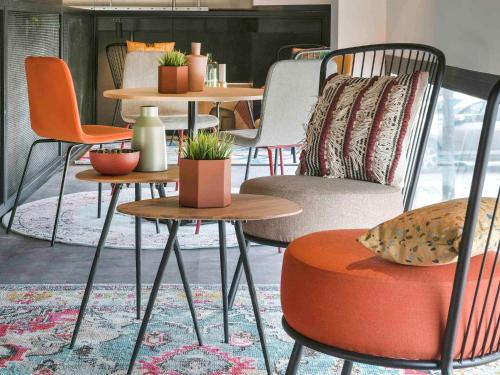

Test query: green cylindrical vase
[131,106,167,172]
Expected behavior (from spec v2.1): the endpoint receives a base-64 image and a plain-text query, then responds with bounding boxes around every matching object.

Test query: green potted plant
[179,131,233,208]
[158,50,188,94]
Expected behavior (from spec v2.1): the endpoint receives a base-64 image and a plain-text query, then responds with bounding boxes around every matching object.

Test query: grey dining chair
[224,59,326,180]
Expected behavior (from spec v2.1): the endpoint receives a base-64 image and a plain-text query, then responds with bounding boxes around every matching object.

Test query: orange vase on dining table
[187,42,208,92]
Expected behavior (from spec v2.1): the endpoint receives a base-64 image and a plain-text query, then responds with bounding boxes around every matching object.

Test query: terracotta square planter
[158,65,188,94]
[179,158,231,208]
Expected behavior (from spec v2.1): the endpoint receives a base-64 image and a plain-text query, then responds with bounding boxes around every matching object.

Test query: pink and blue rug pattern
[0,284,497,374]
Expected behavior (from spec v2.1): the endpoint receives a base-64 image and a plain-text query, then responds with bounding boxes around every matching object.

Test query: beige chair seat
[240,175,404,244]
[122,113,219,131]
[224,129,258,146]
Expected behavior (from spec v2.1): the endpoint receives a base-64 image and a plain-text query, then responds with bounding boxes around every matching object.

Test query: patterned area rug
[1,188,238,250]
[0,284,497,375]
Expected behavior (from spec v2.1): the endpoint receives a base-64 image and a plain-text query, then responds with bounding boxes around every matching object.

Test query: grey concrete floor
[0,153,297,285]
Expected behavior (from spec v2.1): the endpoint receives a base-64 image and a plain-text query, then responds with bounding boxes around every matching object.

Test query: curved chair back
[106,43,127,90]
[277,43,326,61]
[442,80,500,370]
[25,56,84,142]
[320,43,446,211]
[256,59,329,147]
[121,51,187,119]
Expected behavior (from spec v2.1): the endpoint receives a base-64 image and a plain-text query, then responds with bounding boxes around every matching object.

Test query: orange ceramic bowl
[89,150,140,176]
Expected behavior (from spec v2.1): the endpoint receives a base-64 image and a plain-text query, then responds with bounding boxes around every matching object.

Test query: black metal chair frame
[106,42,128,126]
[228,43,446,308]
[5,137,133,246]
[283,79,500,375]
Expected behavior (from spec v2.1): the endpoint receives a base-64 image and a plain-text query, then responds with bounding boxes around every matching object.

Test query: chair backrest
[121,51,187,119]
[293,47,331,61]
[255,59,333,147]
[25,56,84,142]
[320,43,446,211]
[106,42,127,89]
[276,43,326,61]
[442,80,500,369]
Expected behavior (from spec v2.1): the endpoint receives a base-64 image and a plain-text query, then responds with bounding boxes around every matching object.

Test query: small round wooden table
[69,167,202,352]
[103,85,264,138]
[117,194,302,375]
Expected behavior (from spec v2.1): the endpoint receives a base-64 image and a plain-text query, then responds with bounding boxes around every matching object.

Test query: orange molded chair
[6,56,132,246]
[281,80,500,374]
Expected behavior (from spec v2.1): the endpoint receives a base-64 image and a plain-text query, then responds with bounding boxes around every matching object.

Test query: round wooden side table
[68,167,205,352]
[117,193,302,375]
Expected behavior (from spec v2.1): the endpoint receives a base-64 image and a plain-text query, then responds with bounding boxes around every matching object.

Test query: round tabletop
[76,166,179,184]
[103,86,264,103]
[117,194,302,221]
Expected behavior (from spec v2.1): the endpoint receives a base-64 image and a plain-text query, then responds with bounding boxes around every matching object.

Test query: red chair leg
[279,147,284,175]
[195,220,202,234]
[267,147,274,176]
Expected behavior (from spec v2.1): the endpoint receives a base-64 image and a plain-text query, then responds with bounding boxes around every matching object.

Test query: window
[414,88,500,207]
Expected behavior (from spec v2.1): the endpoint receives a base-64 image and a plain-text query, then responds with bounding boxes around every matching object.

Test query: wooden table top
[76,166,179,184]
[117,194,302,221]
[103,86,264,103]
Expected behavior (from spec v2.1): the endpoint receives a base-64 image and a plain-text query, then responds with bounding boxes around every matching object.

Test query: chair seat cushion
[281,230,500,361]
[80,125,133,144]
[225,128,259,146]
[241,175,403,244]
[122,114,219,131]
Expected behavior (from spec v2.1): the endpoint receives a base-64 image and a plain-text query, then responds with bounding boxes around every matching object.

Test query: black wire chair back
[442,79,500,371]
[319,43,446,211]
[106,42,127,90]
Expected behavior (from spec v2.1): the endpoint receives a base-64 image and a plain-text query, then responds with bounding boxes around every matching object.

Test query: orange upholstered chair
[280,80,500,375]
[6,57,132,246]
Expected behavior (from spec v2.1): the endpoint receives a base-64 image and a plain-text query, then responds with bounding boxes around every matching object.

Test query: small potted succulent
[179,131,233,208]
[90,148,140,176]
[158,50,188,94]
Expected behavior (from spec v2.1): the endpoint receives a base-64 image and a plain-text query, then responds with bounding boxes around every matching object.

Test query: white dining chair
[121,51,219,155]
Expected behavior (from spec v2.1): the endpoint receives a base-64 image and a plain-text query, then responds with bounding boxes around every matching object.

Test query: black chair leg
[235,222,271,375]
[245,147,253,181]
[6,139,54,234]
[112,99,120,126]
[149,183,160,233]
[228,240,250,310]
[291,147,297,164]
[97,183,102,219]
[285,341,303,375]
[341,360,353,375]
[51,143,76,246]
[127,221,180,375]
[70,184,122,349]
[254,147,259,159]
[134,184,142,320]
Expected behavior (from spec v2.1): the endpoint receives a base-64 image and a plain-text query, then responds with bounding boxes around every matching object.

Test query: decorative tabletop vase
[158,65,188,94]
[187,42,208,92]
[131,106,167,172]
[179,158,231,208]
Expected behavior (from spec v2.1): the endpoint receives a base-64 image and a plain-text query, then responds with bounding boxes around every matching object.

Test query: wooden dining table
[103,85,265,137]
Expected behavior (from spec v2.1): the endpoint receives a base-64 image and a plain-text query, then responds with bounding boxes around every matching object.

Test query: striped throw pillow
[299,72,428,188]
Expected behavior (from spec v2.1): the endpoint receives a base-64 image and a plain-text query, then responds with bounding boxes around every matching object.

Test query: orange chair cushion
[80,125,133,144]
[281,229,500,361]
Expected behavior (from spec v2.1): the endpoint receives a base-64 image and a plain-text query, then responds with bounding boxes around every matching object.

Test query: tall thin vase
[187,42,207,92]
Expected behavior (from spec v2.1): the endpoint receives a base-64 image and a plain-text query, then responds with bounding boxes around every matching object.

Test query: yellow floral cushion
[126,41,175,52]
[358,198,500,266]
